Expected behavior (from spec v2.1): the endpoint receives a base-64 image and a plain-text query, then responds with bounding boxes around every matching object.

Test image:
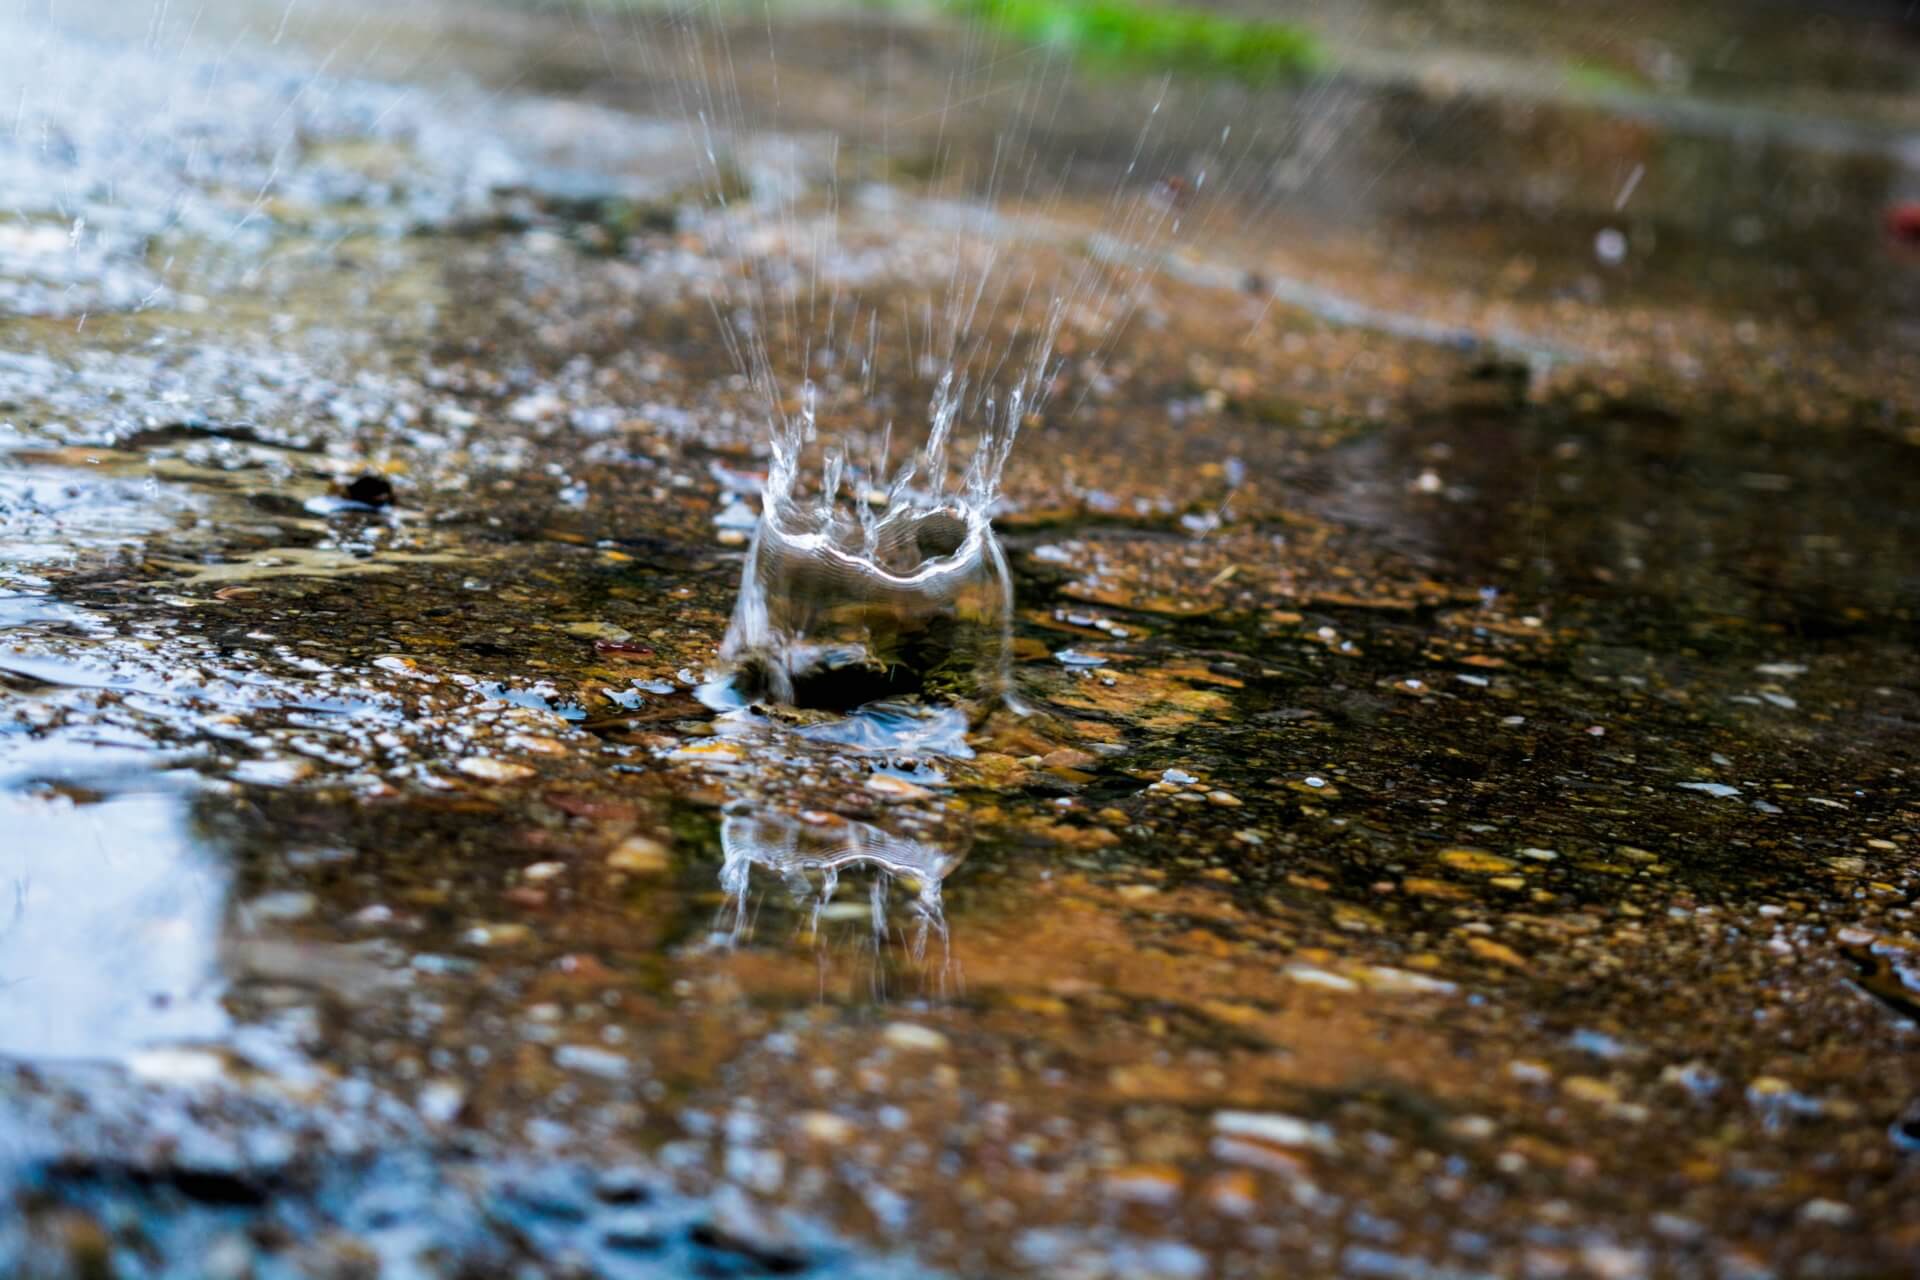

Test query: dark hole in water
[343,474,395,507]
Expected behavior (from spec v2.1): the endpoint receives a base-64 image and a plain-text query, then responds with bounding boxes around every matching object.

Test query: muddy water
[1,1,1918,1276]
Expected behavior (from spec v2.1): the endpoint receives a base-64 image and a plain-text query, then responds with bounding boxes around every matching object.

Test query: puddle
[0,0,1915,1275]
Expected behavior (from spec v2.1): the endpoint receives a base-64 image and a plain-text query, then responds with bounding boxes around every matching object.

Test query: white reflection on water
[0,789,228,1062]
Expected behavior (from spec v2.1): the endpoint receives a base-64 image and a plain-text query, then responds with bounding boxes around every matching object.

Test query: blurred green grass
[951,0,1320,82]
[547,0,1320,83]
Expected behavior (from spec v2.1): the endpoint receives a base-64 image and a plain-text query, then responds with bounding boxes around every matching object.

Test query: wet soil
[2,1,1918,1277]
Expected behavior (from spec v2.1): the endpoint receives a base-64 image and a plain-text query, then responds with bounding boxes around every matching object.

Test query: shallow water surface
[1,0,1918,1276]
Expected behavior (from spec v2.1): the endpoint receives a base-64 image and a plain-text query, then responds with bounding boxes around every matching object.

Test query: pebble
[1440,847,1516,873]
[1467,937,1528,968]
[1285,964,1358,992]
[243,890,316,922]
[457,756,536,783]
[1799,1198,1854,1226]
[797,1111,856,1145]
[1561,1076,1621,1106]
[1447,1115,1497,1140]
[866,774,933,801]
[343,473,395,506]
[464,923,530,947]
[1364,966,1456,996]
[668,739,748,765]
[563,620,634,643]
[553,1043,631,1080]
[1211,1110,1336,1152]
[418,1079,467,1125]
[608,835,671,875]
[1205,1170,1258,1217]
[882,1022,950,1053]
[1103,1164,1185,1205]
[232,757,314,786]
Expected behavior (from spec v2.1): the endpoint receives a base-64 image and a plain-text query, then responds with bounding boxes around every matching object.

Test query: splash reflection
[717,810,968,994]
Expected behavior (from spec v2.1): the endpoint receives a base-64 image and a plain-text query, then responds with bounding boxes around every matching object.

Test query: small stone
[866,774,933,801]
[457,756,536,783]
[1448,1115,1497,1140]
[797,1111,856,1145]
[202,1232,255,1280]
[464,922,531,947]
[523,861,567,881]
[1205,1170,1259,1217]
[1799,1198,1854,1226]
[564,621,635,643]
[1043,748,1097,769]
[554,1043,631,1079]
[1211,1110,1335,1152]
[1440,847,1517,874]
[232,758,313,786]
[243,890,315,922]
[1103,1164,1184,1205]
[1467,937,1528,969]
[1561,1076,1621,1106]
[343,473,394,506]
[1284,964,1357,992]
[418,1079,466,1125]
[668,739,748,765]
[1364,966,1456,996]
[1206,790,1242,807]
[1651,1213,1704,1242]
[882,1022,950,1053]
[608,835,671,875]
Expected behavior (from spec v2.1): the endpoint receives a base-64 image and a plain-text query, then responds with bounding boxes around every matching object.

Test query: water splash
[708,304,1063,718]
[670,6,1188,726]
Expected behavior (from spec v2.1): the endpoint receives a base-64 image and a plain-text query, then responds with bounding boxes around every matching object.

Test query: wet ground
[2,0,1919,1276]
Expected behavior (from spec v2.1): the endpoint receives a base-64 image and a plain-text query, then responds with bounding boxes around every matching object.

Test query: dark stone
[344,475,395,507]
